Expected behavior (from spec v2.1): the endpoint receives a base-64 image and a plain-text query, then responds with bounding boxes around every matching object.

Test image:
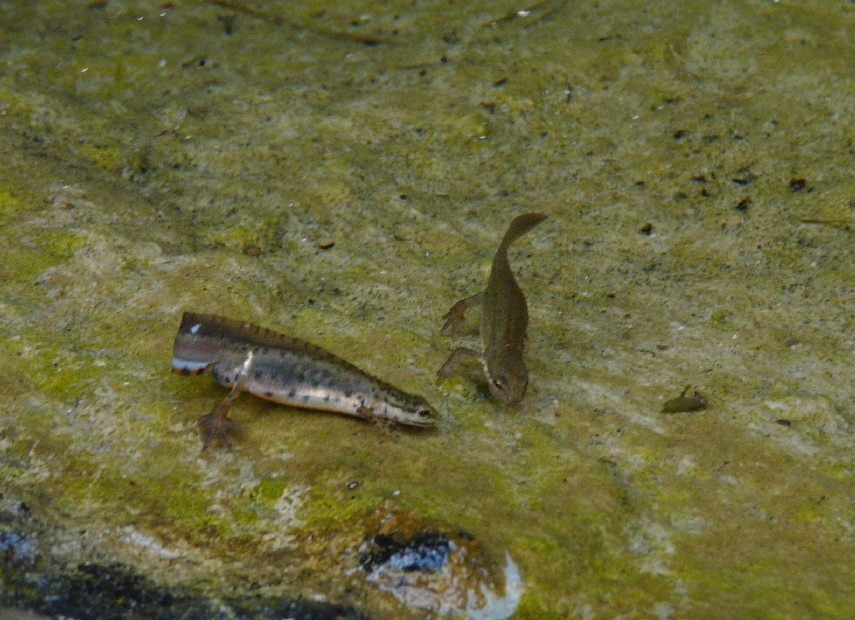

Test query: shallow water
[1,1,853,617]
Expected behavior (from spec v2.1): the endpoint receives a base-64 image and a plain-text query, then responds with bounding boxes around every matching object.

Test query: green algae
[0,187,34,222]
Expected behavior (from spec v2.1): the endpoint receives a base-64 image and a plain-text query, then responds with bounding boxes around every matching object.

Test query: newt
[437,212,547,403]
[172,312,436,448]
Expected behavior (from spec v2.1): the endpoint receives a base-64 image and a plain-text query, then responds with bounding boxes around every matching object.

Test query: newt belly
[172,312,436,448]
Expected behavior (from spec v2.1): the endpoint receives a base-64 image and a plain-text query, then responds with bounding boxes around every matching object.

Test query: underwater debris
[661,385,708,413]
[207,0,389,45]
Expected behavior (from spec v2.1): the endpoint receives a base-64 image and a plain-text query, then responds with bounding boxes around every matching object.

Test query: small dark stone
[731,171,756,185]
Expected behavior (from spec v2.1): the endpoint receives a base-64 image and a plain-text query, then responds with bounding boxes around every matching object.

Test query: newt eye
[493,377,507,391]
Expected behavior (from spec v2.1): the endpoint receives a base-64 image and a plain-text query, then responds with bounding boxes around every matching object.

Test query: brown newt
[437,212,547,403]
[172,312,436,448]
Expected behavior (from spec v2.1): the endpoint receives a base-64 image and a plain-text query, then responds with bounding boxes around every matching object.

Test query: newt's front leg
[198,387,241,449]
[436,347,481,381]
[440,293,483,335]
[198,351,254,450]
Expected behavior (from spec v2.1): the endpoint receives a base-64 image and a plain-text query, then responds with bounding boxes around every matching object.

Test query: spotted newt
[172,312,436,448]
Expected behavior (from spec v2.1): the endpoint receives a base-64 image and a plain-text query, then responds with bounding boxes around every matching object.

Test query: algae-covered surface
[1,1,853,618]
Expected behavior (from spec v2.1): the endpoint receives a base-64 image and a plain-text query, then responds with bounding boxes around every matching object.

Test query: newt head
[486,358,528,404]
[365,386,437,427]
[403,400,437,427]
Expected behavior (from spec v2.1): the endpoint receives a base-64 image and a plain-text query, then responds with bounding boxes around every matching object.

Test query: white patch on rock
[119,526,180,559]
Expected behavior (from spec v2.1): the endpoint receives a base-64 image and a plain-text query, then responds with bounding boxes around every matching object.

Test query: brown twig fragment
[207,0,389,45]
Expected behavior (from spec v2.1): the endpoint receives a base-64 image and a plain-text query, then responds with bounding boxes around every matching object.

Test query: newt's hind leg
[440,293,483,334]
[198,386,241,449]
[436,347,481,381]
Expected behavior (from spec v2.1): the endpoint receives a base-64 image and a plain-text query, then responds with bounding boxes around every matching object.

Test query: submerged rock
[359,531,453,573]
[4,556,368,620]
[356,513,521,619]
[1,505,366,620]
